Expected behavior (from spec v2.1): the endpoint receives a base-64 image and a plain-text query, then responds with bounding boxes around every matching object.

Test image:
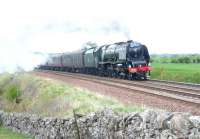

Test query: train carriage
[41,54,63,70]
[62,53,72,71]
[70,50,84,72]
[84,48,95,68]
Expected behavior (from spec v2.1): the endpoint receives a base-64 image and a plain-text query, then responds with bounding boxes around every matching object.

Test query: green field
[151,63,200,83]
[0,127,32,139]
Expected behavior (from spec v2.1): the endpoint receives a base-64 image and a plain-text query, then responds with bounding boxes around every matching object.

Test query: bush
[4,84,21,102]
[0,74,13,96]
[0,88,3,95]
[0,118,2,127]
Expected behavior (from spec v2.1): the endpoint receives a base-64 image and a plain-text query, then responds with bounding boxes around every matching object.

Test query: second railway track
[36,70,200,105]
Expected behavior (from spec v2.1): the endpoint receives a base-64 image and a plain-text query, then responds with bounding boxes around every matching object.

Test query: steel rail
[150,79,200,88]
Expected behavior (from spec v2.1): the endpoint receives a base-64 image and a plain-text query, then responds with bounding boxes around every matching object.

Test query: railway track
[150,79,200,88]
[36,70,200,105]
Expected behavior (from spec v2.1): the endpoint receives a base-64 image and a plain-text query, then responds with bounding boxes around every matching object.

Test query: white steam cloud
[0,20,132,73]
[1,0,200,73]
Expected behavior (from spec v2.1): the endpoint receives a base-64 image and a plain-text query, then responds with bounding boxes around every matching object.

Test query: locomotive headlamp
[129,68,137,73]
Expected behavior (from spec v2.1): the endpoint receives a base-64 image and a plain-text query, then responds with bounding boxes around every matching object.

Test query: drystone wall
[0,109,200,139]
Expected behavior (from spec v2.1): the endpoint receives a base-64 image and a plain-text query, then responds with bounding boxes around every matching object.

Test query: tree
[171,58,178,63]
[197,57,200,63]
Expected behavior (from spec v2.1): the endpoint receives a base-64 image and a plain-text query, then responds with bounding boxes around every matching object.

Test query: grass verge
[0,127,32,139]
[0,73,144,117]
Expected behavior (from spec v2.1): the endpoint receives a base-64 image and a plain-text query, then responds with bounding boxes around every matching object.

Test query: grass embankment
[0,73,143,118]
[0,127,32,139]
[151,63,200,84]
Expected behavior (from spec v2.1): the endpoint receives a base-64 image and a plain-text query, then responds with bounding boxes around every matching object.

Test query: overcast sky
[0,0,200,72]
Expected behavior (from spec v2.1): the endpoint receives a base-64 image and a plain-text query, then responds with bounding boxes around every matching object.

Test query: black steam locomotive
[39,40,151,80]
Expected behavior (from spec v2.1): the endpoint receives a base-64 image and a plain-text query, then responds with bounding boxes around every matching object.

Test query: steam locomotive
[39,40,151,80]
